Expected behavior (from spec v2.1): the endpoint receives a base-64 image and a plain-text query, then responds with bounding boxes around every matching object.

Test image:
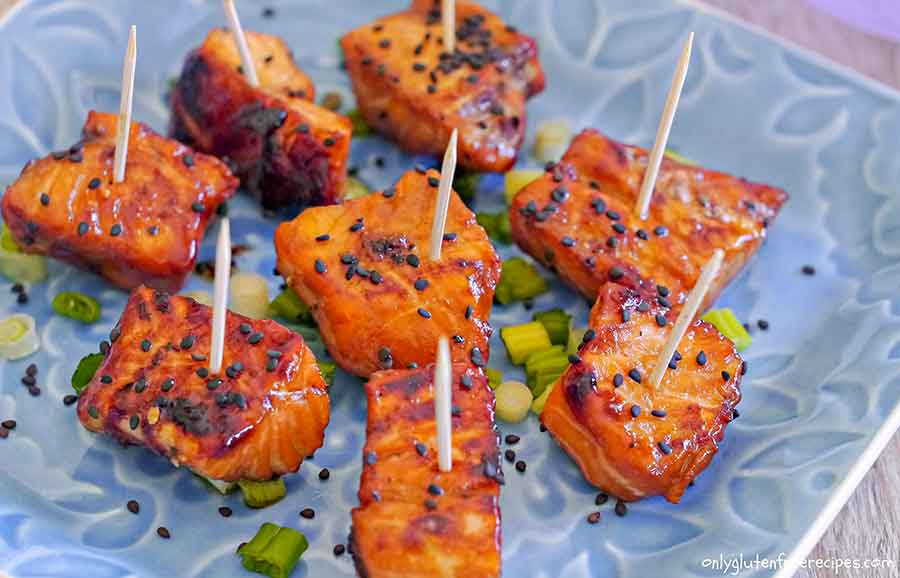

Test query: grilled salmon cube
[274,168,500,378]
[340,0,545,172]
[1,111,236,293]
[76,286,330,482]
[351,364,502,578]
[510,129,788,313]
[540,283,742,503]
[171,28,351,210]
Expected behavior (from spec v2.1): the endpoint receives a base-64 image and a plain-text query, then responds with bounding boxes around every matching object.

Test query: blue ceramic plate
[1,1,899,577]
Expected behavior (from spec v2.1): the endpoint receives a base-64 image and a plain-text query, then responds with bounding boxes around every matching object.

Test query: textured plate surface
[1,1,900,577]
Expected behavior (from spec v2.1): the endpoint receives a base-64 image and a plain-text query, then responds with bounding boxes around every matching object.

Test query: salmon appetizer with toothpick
[540,282,742,503]
[340,0,545,172]
[274,167,500,378]
[509,129,788,312]
[351,363,503,578]
[77,286,330,482]
[171,28,351,210]
[1,111,236,293]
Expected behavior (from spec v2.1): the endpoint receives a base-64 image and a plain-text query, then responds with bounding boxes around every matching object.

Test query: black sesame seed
[630,404,641,418]
[2,420,15,430]
[365,451,377,465]
[63,394,78,406]
[318,468,330,480]
[609,266,624,281]
[470,347,485,367]
[77,222,89,236]
[801,265,816,276]
[460,374,473,389]
[591,198,607,214]
[414,278,429,291]
[636,229,649,240]
[657,296,671,308]
[191,202,204,213]
[612,223,626,234]
[239,323,252,334]
[651,409,667,418]
[370,271,383,284]
[248,332,264,345]
[406,254,420,267]
[505,434,520,445]
[424,499,437,510]
[127,500,140,514]
[180,335,195,349]
[40,193,50,206]
[561,236,575,247]
[443,232,457,242]
[88,406,99,419]
[349,221,364,232]
[613,373,624,387]
[653,226,668,237]
[606,210,621,220]
[615,500,627,517]
[315,234,330,242]
[587,512,601,524]
[88,177,101,189]
[757,319,769,330]
[219,506,232,517]
[658,441,673,455]
[323,137,335,147]
[21,375,36,386]
[300,508,315,519]
[148,225,159,236]
[504,449,516,462]
[156,527,170,539]
[27,385,40,396]
[196,367,209,378]
[206,378,222,390]
[722,370,731,382]
[515,460,526,473]
[741,360,747,375]
[17,292,28,305]
[99,374,112,384]
[583,329,596,343]
[333,544,346,556]
[129,415,140,430]
[315,259,327,274]
[655,314,667,327]
[415,441,428,456]
[465,305,473,319]
[657,285,670,297]
[696,351,707,366]
[595,493,608,505]
[379,38,391,48]
[417,307,431,319]
[568,354,581,364]
[628,369,641,383]
[140,339,152,352]
[427,483,444,496]
[110,224,122,237]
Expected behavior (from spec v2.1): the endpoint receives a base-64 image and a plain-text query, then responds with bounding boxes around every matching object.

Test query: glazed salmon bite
[77,287,330,482]
[171,28,351,210]
[275,168,500,378]
[1,111,236,293]
[510,129,788,313]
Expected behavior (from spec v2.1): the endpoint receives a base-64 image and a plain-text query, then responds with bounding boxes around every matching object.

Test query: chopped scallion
[533,119,571,163]
[495,258,548,305]
[500,321,552,365]
[268,288,314,326]
[531,381,555,415]
[532,308,572,346]
[230,272,270,319]
[348,109,373,138]
[318,361,337,386]
[52,291,101,324]
[452,169,481,204]
[237,522,308,578]
[567,327,587,355]
[486,368,502,390]
[343,176,370,200]
[494,380,532,423]
[702,308,752,351]
[504,169,543,204]
[0,314,40,360]
[1,224,20,252]
[524,346,569,397]
[238,478,287,509]
[475,211,511,245]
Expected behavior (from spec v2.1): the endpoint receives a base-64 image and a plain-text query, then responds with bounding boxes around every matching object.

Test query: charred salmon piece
[171,28,351,210]
[510,129,788,313]
[274,169,500,378]
[351,364,502,578]
[76,286,330,482]
[340,0,545,172]
[1,111,236,293]
[541,283,742,504]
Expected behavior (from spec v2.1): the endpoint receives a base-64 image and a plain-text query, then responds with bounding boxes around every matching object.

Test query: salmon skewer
[1,111,236,293]
[341,0,545,172]
[274,168,500,378]
[540,282,742,503]
[77,286,330,482]
[351,363,502,578]
[171,28,352,210]
[509,129,788,313]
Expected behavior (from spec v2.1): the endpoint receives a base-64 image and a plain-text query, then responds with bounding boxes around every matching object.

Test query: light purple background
[807,0,900,42]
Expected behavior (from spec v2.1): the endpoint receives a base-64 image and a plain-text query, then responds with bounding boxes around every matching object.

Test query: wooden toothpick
[648,248,724,389]
[429,129,458,262]
[223,0,259,87]
[635,32,694,220]
[442,0,456,53]
[434,336,453,472]
[210,217,232,374]
[113,25,137,184]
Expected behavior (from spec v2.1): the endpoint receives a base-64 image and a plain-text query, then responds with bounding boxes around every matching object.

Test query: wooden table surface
[0,1,898,577]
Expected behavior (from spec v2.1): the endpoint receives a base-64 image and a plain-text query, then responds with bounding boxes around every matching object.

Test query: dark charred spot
[383,371,429,397]
[165,398,212,436]
[565,367,597,409]
[365,235,412,262]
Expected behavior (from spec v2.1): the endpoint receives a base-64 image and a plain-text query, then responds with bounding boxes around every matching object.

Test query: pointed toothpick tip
[210,217,232,374]
[429,129,458,262]
[435,336,453,472]
[634,31,694,220]
[112,24,137,184]
[224,0,259,87]
[648,248,724,389]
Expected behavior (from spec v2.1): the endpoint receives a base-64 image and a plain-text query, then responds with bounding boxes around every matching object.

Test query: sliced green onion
[237,522,309,578]
[71,352,104,393]
[183,289,213,306]
[702,308,752,351]
[495,258,548,305]
[195,473,238,495]
[475,211,511,245]
[230,272,270,319]
[486,368,502,390]
[343,176,370,200]
[52,291,101,324]
[0,245,47,283]
[500,321,552,365]
[524,346,569,397]
[1,224,20,252]
[318,361,337,386]
[494,380,533,423]
[348,109,373,138]
[664,148,695,165]
[452,170,481,204]
[504,169,543,204]
[532,308,572,346]
[238,478,287,509]
[0,314,40,360]
[269,288,314,325]
[533,119,571,163]
[567,327,587,355]
[531,381,555,415]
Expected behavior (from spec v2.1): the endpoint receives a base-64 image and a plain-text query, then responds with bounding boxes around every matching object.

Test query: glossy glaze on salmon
[1,111,236,293]
[510,129,788,313]
[171,28,351,210]
[351,364,502,578]
[540,283,742,503]
[77,286,330,482]
[340,0,545,172]
[274,168,500,378]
